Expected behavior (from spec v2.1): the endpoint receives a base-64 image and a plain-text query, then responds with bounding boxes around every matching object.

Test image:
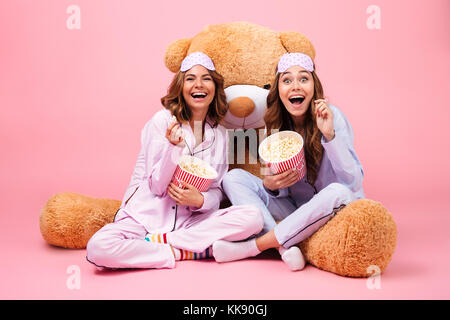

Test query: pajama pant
[222,169,356,248]
[86,204,263,269]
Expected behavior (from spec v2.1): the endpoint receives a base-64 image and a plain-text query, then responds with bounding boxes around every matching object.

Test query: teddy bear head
[164,21,316,131]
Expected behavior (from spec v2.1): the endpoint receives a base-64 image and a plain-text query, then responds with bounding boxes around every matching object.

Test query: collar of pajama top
[179,119,215,155]
[117,109,230,234]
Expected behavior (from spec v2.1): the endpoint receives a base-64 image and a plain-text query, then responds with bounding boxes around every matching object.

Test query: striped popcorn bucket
[171,155,218,192]
[258,131,307,181]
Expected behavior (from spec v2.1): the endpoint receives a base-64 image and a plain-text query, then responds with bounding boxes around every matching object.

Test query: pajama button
[172,206,175,209]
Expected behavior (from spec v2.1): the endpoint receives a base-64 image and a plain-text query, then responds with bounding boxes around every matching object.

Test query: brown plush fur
[40,192,120,249]
[39,22,397,277]
[300,199,397,277]
[165,22,286,89]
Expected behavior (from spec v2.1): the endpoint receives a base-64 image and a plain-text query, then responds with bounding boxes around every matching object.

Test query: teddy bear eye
[263,84,271,89]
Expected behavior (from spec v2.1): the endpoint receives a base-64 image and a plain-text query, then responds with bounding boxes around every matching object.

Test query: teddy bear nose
[228,97,255,118]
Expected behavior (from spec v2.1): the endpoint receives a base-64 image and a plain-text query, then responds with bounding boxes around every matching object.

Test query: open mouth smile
[191,92,208,101]
[289,95,305,106]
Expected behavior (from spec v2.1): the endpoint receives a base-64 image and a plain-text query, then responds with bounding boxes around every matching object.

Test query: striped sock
[144,233,212,261]
[173,247,212,261]
[144,233,169,244]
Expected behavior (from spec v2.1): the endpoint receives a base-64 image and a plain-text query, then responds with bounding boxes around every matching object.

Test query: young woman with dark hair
[214,52,364,271]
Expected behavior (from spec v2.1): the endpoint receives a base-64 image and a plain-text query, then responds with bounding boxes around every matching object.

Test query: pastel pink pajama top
[118,109,229,234]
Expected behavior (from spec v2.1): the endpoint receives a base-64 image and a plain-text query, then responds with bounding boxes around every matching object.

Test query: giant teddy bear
[40,22,397,278]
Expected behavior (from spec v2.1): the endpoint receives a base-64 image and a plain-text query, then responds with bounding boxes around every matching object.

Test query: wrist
[263,179,271,191]
[323,130,335,142]
[263,179,276,192]
[196,194,204,208]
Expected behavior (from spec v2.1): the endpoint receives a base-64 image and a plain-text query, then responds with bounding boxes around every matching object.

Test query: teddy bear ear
[164,38,192,73]
[279,32,316,61]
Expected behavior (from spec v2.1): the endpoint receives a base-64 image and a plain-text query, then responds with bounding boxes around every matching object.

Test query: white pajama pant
[86,205,263,269]
[222,169,356,248]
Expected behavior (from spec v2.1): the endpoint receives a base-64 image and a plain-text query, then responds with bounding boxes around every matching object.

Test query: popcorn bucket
[258,131,306,181]
[171,155,218,192]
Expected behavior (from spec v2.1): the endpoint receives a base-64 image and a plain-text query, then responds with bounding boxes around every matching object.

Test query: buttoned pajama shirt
[86,109,263,269]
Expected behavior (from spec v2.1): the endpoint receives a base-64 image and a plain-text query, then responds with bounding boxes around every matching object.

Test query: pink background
[1,0,449,299]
